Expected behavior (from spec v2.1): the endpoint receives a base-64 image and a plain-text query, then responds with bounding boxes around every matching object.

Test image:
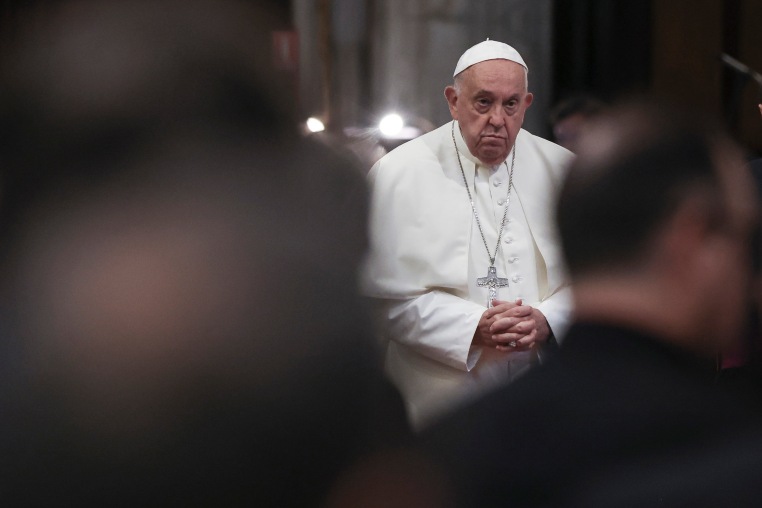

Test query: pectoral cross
[477,265,509,308]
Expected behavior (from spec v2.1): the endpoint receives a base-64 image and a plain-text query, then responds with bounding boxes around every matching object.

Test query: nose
[488,105,505,128]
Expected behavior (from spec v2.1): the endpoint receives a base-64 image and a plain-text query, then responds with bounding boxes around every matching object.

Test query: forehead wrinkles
[460,60,528,95]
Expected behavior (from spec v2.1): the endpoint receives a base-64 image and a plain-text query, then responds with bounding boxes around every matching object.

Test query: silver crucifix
[477,266,510,308]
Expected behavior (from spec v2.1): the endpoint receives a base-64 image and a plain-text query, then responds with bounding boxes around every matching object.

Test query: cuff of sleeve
[462,305,486,371]
[536,285,573,343]
[466,346,482,371]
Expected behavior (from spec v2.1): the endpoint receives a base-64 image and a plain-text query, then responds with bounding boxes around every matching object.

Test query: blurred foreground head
[557,100,758,354]
[0,1,376,506]
[549,94,605,152]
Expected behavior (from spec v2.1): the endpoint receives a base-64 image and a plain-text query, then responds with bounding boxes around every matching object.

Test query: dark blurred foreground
[0,2,430,506]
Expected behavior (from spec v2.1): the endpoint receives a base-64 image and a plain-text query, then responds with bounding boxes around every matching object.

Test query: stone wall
[294,0,554,137]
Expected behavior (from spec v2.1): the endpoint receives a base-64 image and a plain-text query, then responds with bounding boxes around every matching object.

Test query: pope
[364,40,574,429]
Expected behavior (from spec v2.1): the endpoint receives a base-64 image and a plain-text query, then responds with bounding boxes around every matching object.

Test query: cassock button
[512,275,523,283]
[504,237,513,244]
[497,197,506,206]
[508,257,518,263]
[493,179,502,187]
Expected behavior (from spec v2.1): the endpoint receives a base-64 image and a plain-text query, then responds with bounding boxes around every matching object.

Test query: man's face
[445,59,533,166]
[695,148,758,350]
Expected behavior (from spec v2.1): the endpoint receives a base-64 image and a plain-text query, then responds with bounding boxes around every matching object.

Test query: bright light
[306,117,325,133]
[379,113,404,137]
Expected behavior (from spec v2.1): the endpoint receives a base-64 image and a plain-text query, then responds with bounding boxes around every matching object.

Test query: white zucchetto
[453,39,528,77]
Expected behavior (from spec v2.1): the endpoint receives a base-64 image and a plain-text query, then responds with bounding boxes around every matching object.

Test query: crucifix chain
[451,121,516,307]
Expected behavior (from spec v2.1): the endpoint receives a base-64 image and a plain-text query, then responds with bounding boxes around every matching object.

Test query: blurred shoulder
[518,129,574,163]
[369,123,451,182]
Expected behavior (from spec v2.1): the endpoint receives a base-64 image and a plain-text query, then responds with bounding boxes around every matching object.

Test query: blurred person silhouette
[0,1,417,506]
[423,100,762,507]
[549,94,605,153]
[718,102,762,395]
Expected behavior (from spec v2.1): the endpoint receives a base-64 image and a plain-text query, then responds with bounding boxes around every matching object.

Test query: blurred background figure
[549,94,605,152]
[0,1,420,506]
[719,101,762,404]
[423,99,762,507]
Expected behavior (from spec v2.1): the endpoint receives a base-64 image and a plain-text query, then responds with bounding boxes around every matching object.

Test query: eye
[474,99,491,113]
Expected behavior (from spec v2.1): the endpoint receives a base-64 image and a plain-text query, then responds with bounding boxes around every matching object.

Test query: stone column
[370,0,554,137]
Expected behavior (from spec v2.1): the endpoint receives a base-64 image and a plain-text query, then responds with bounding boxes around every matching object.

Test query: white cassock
[363,121,574,430]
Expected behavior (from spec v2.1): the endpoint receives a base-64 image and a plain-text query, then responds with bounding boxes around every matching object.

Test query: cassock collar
[453,120,511,170]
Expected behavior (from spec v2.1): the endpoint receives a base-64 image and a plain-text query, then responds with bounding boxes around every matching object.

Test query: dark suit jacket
[423,322,762,507]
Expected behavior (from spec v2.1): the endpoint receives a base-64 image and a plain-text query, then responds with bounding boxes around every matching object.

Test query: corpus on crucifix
[477,266,509,308]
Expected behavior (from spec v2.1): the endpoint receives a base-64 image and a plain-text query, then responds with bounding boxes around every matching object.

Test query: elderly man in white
[364,40,573,430]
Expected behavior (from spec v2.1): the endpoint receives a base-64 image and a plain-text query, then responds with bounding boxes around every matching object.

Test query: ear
[524,92,534,109]
[444,86,459,120]
[659,198,717,281]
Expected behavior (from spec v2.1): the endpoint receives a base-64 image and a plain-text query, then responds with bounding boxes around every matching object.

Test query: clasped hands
[473,299,550,352]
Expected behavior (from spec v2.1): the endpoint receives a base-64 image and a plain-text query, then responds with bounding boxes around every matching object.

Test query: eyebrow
[472,90,522,100]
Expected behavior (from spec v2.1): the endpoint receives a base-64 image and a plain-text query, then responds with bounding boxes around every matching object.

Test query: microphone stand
[721,53,762,91]
[720,53,762,129]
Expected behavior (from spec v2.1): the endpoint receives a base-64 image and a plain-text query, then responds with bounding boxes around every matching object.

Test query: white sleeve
[536,284,573,343]
[382,290,485,372]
